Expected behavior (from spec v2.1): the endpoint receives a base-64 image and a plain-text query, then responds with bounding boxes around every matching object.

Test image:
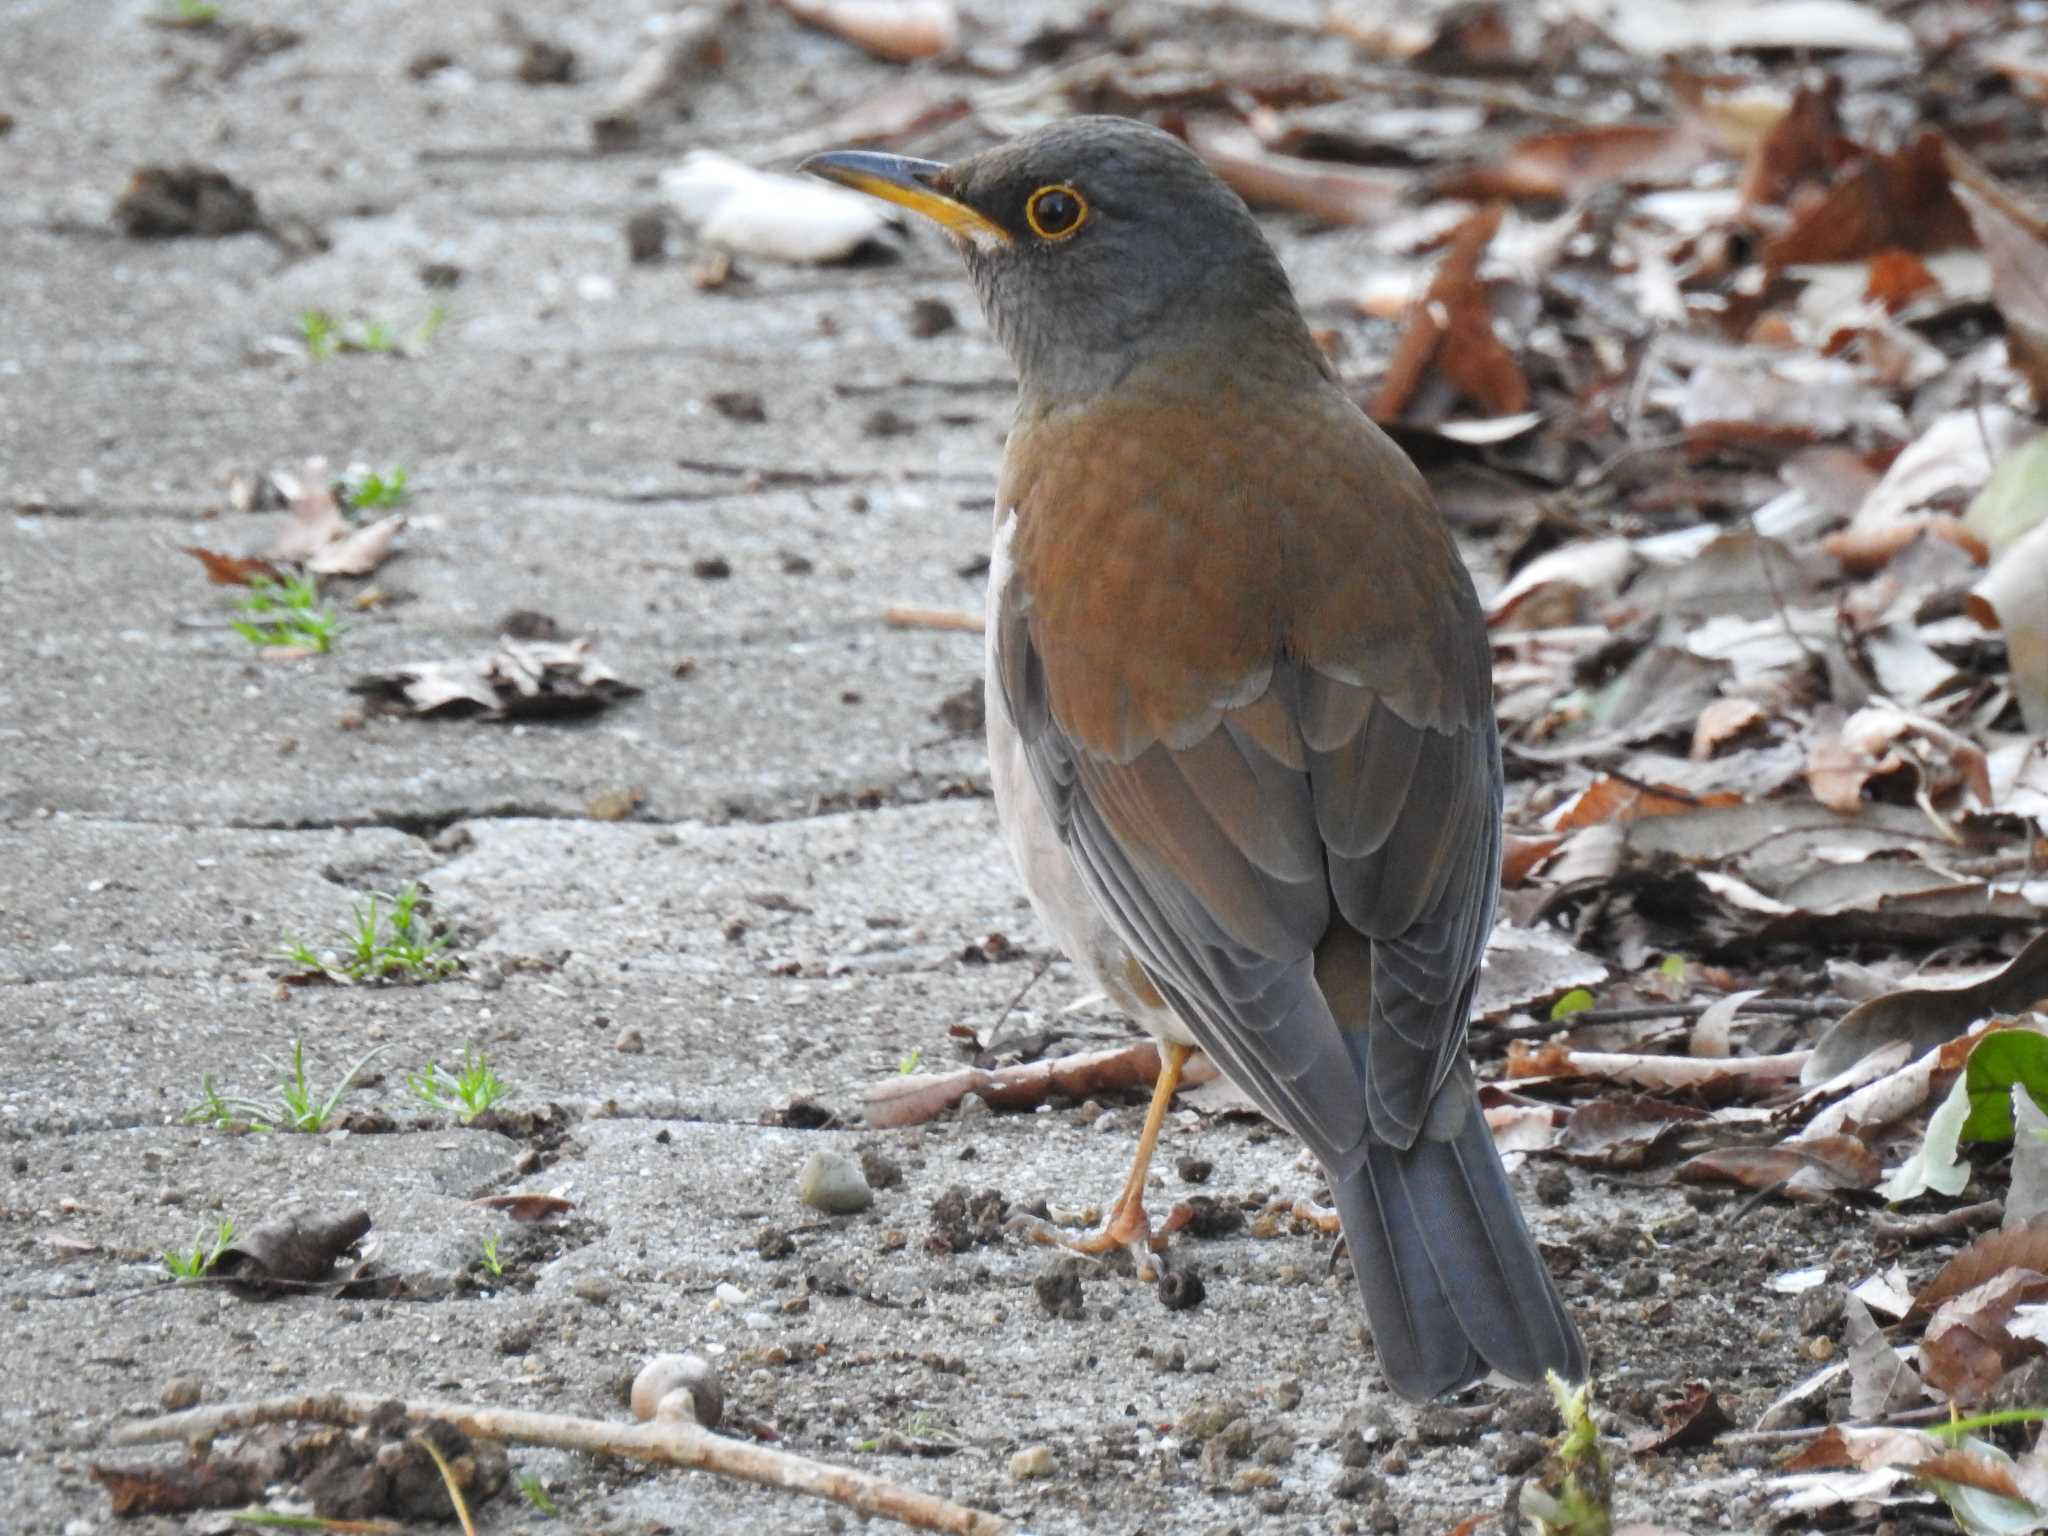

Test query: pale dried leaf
[1574,0,1913,56]
[1488,540,1639,629]
[1474,921,1609,1019]
[1843,1293,1928,1417]
[777,0,956,62]
[1183,118,1407,224]
[1807,936,2048,1083]
[2009,1088,2048,1228]
[305,512,405,577]
[1969,518,2048,733]
[267,460,349,563]
[663,151,896,263]
[1507,1042,1810,1092]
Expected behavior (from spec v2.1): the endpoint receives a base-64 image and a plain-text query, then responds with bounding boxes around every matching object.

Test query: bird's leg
[1013,1041,1191,1280]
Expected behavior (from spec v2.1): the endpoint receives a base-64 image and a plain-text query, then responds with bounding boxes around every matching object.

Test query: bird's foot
[1009,1197,1170,1281]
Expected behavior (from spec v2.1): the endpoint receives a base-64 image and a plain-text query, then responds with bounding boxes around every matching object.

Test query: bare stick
[113,1393,1012,1536]
[884,605,983,633]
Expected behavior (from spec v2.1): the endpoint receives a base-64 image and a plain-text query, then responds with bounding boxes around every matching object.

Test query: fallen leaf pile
[184,458,407,583]
[349,636,641,720]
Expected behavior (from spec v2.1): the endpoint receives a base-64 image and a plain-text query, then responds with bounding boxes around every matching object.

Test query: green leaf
[1961,1030,2048,1145]
[1658,954,1689,982]
[1550,988,1596,1021]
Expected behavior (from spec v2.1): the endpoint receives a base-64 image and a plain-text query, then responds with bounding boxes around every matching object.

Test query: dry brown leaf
[1557,1095,1708,1168]
[470,1193,576,1221]
[1825,405,2023,571]
[1369,203,1527,422]
[1691,698,1768,759]
[1910,1216,2048,1324]
[1806,935,2048,1083]
[1675,1135,1880,1199]
[1764,132,1976,267]
[1784,1424,2026,1500]
[1439,122,1712,202]
[1548,776,1735,833]
[776,0,956,62]
[1920,1267,2048,1402]
[1737,75,1846,211]
[1182,118,1406,225]
[1502,832,1566,887]
[181,547,284,586]
[1863,248,1941,312]
[1625,1380,1730,1455]
[1805,702,1990,816]
[1947,154,2048,406]
[90,1460,266,1518]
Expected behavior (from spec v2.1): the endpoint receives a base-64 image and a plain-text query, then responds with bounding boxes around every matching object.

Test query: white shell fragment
[661,151,896,263]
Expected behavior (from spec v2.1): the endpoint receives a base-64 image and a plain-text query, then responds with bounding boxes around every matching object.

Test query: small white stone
[1009,1444,1055,1480]
[797,1150,872,1214]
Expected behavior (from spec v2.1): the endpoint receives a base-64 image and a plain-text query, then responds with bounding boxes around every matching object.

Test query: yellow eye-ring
[1024,184,1087,241]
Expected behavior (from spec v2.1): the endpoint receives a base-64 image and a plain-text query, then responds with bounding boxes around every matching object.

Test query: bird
[802,116,1586,1401]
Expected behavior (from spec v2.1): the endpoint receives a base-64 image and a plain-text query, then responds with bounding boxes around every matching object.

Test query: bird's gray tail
[1332,1084,1586,1400]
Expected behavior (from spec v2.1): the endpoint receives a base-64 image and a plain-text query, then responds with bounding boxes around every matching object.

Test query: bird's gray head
[802,117,1327,401]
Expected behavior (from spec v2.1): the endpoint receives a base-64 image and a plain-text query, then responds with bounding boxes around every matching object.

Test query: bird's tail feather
[1332,1086,1586,1400]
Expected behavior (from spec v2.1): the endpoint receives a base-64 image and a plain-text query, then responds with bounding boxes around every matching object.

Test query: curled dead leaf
[1806,936,2048,1084]
[1675,1135,1880,1199]
[777,0,956,63]
[1182,118,1406,225]
[1370,203,1528,422]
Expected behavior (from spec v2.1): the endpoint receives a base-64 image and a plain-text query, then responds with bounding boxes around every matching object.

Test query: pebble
[1008,1444,1055,1480]
[159,1377,202,1410]
[572,1275,613,1304]
[797,1150,873,1214]
[614,1027,645,1054]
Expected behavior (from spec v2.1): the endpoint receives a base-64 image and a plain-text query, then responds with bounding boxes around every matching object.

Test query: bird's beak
[798,150,1012,247]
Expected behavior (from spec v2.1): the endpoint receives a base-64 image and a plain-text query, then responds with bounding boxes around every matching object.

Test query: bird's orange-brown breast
[999,373,1487,761]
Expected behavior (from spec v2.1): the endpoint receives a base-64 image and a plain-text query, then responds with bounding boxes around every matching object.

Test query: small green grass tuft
[479,1237,504,1276]
[151,0,219,27]
[300,305,448,361]
[279,884,460,984]
[164,1218,235,1280]
[517,1473,558,1515]
[230,573,338,653]
[409,1045,510,1123]
[345,465,409,509]
[184,1040,387,1133]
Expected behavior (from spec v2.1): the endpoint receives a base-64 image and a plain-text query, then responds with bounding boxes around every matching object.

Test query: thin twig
[113,1393,1011,1536]
[884,606,983,633]
[1477,997,1848,1040]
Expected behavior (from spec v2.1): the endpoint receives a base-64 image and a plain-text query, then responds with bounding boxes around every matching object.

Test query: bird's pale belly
[984,512,1195,1048]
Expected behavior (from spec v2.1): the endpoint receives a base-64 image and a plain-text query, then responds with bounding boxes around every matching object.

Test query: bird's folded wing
[996,626,1497,1168]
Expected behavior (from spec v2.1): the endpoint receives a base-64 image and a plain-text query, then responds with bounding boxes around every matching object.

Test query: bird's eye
[1024,184,1087,242]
